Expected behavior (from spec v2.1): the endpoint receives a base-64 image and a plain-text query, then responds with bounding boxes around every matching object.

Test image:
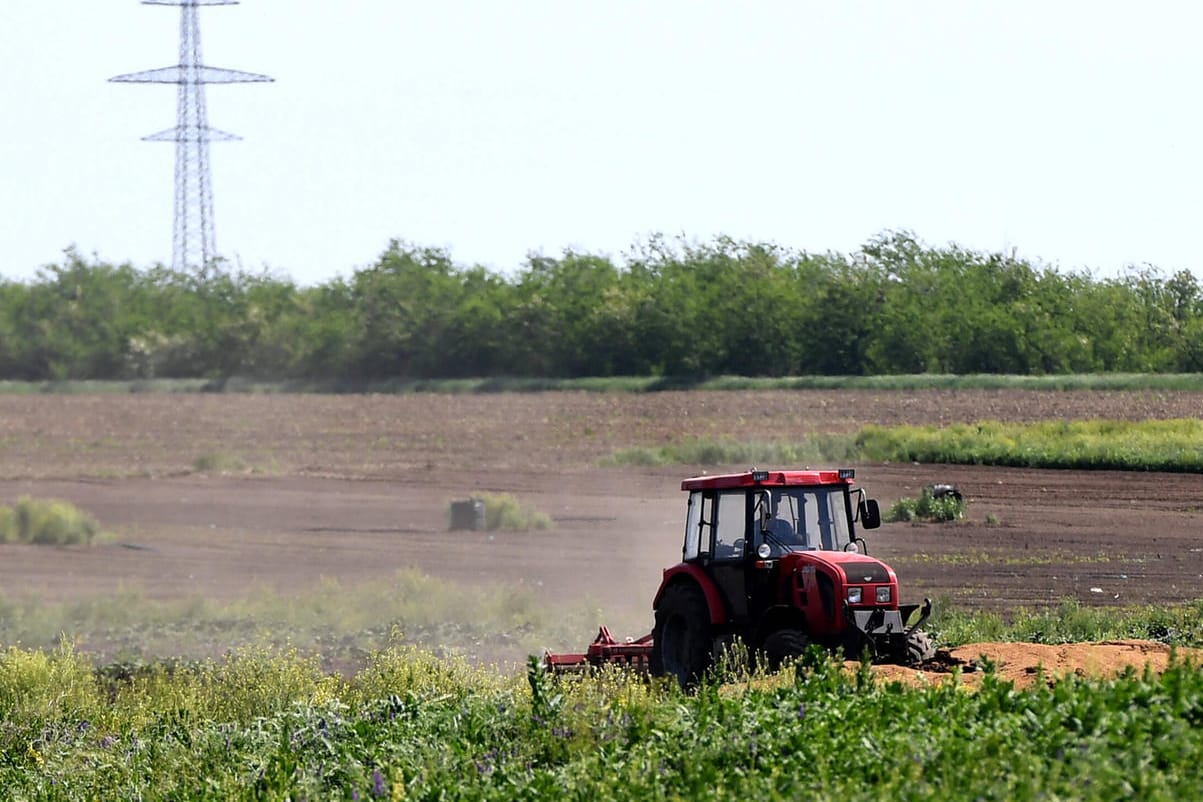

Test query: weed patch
[191,451,246,474]
[0,497,101,545]
[884,486,966,523]
[478,493,552,531]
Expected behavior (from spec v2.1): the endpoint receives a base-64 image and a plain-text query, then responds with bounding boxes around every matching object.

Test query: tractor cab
[680,469,879,563]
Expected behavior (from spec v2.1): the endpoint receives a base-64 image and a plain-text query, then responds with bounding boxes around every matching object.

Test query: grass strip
[927,597,1203,647]
[605,418,1203,472]
[855,418,1203,472]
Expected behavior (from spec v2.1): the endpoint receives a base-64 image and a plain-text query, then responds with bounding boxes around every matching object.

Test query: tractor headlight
[876,586,892,604]
[847,587,862,605]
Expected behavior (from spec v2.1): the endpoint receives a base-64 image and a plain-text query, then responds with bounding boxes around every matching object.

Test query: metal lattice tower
[111,0,272,273]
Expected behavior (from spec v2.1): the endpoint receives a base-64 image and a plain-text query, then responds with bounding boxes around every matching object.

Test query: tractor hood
[782,549,898,586]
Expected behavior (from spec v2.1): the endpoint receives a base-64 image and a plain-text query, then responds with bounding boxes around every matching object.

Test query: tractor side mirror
[859,498,881,530]
[755,491,772,533]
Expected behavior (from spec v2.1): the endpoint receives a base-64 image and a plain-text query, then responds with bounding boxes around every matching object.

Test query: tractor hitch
[845,596,934,664]
[543,626,654,675]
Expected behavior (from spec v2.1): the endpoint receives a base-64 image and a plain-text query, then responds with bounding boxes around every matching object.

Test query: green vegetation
[478,493,553,531]
[4,633,1203,799]
[884,487,966,523]
[5,233,1203,382]
[191,450,247,474]
[605,418,1203,473]
[0,497,100,545]
[928,598,1203,648]
[855,418,1203,472]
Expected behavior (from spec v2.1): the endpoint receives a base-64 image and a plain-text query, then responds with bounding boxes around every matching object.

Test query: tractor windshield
[755,486,853,554]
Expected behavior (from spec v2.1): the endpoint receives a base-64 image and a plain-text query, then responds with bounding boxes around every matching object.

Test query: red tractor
[546,469,935,685]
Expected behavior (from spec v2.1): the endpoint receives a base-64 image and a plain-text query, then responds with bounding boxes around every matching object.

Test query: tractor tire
[651,582,713,687]
[761,628,810,672]
[904,629,936,665]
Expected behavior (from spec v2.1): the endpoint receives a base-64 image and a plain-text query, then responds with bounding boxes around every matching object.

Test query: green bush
[479,493,552,531]
[0,497,100,545]
[191,451,246,474]
[885,487,966,523]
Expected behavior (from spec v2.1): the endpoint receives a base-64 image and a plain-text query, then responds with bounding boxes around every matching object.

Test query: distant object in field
[448,498,486,531]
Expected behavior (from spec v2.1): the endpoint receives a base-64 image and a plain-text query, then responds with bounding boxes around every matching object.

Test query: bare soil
[1,389,1200,679]
[870,640,1201,689]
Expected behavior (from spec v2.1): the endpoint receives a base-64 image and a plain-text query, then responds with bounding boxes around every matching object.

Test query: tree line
[2,231,1201,381]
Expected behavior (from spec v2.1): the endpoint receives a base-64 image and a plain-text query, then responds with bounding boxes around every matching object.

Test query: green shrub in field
[191,451,246,474]
[0,641,100,722]
[0,497,100,545]
[478,493,552,531]
[885,487,965,523]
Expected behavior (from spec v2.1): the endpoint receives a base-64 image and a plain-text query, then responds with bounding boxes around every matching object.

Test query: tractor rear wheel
[905,629,936,665]
[762,628,809,671]
[651,583,712,687]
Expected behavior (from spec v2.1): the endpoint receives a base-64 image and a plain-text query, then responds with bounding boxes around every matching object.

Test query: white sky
[2,1,1202,285]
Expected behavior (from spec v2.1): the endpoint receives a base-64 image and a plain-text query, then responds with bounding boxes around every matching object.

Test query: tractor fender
[653,564,729,626]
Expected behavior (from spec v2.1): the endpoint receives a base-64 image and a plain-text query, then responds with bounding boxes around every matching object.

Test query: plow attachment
[543,626,654,674]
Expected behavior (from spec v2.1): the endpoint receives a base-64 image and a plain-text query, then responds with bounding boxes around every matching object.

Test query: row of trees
[2,232,1201,381]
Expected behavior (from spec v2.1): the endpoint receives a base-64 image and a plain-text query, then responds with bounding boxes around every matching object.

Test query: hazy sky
[3,1,1202,285]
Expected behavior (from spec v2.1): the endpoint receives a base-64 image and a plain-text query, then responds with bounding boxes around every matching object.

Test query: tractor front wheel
[651,583,712,687]
[762,628,810,671]
[905,629,936,665]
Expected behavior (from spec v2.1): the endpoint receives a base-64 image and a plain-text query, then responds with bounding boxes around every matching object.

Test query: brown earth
[869,640,1202,689]
[0,389,1201,679]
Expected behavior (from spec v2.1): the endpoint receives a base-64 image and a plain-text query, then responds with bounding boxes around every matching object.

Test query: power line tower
[111,0,272,274]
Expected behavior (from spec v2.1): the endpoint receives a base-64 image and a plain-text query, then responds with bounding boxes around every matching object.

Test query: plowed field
[1,389,1200,678]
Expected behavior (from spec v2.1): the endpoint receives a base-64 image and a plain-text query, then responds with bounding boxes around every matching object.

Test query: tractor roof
[681,469,856,491]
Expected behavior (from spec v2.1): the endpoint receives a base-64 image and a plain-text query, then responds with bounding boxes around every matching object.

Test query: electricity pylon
[111,0,272,273]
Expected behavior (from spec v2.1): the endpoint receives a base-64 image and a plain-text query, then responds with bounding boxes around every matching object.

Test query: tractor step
[543,626,654,674]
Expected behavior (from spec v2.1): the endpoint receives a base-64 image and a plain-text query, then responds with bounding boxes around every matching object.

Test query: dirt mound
[866,639,1199,688]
